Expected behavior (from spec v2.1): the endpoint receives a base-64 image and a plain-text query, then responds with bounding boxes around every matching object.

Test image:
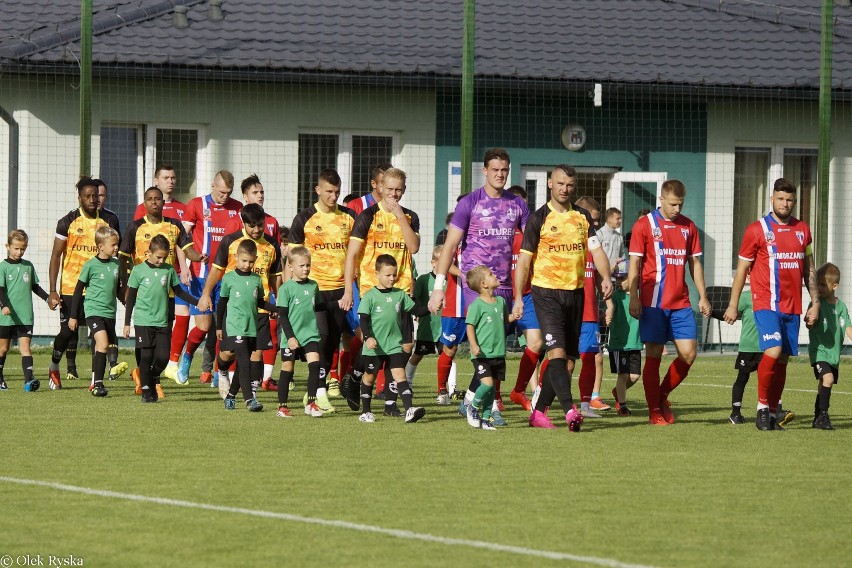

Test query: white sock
[228,370,235,381]
[448,361,457,392]
[404,362,417,382]
[464,390,475,404]
[581,401,590,411]
[165,361,177,369]
[491,399,500,413]
[757,403,769,410]
[317,387,328,398]
[263,363,273,381]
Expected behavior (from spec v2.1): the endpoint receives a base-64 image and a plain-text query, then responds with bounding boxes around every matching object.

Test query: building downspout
[0,106,19,231]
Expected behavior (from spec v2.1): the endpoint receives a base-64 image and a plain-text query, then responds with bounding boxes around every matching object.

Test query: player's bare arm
[47,237,65,309]
[512,252,532,320]
[195,266,224,313]
[724,259,752,324]
[340,238,363,311]
[429,226,464,313]
[627,255,642,319]
[688,256,712,317]
[804,253,820,326]
[590,246,613,300]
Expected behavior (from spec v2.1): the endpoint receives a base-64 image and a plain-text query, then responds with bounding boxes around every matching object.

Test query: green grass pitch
[0,350,848,567]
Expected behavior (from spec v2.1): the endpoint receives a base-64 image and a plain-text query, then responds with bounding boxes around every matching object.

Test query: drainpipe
[0,106,19,231]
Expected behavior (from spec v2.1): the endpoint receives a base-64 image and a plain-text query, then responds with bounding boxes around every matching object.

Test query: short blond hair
[432,245,443,260]
[465,265,490,293]
[382,167,407,185]
[95,226,119,246]
[288,245,311,261]
[7,229,28,245]
[661,180,686,198]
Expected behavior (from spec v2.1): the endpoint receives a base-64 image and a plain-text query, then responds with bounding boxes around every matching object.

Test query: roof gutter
[0,0,206,60]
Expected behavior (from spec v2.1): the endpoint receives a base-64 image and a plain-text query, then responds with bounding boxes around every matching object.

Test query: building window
[732,146,816,267]
[151,127,200,200]
[297,131,397,210]
[99,126,141,229]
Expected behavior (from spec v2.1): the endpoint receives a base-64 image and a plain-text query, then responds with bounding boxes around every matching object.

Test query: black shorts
[363,352,409,375]
[609,350,642,375]
[401,313,414,344]
[219,333,257,353]
[0,324,34,340]
[472,357,506,382]
[734,352,763,373]
[135,325,171,349]
[59,294,84,324]
[531,286,584,359]
[86,317,117,344]
[280,340,319,362]
[256,313,273,351]
[414,340,440,356]
[317,288,350,347]
[813,362,840,384]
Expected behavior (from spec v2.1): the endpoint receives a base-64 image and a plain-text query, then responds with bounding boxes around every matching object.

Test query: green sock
[472,383,491,411]
[480,384,496,420]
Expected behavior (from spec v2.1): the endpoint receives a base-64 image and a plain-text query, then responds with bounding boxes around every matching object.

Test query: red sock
[185,326,207,356]
[768,361,787,412]
[375,368,386,394]
[339,349,351,378]
[436,352,453,392]
[347,336,363,374]
[329,349,340,379]
[578,352,596,402]
[262,347,276,366]
[495,379,502,399]
[514,348,539,392]
[660,358,692,399]
[642,356,662,412]
[539,357,550,383]
[170,315,190,362]
[756,353,777,407]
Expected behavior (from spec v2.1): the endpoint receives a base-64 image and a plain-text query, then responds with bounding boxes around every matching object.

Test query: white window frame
[449,162,514,210]
[299,129,400,195]
[143,123,207,199]
[734,142,818,219]
[608,171,668,211]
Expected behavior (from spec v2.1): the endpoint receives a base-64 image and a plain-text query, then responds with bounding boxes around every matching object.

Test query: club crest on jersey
[203,209,211,220]
[796,231,805,245]
[228,211,237,218]
[506,207,517,222]
[681,228,689,240]
[764,231,775,244]
[376,223,384,231]
[652,227,662,241]
[22,272,29,283]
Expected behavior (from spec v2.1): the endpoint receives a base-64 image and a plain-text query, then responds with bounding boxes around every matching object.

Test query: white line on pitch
[673,382,850,396]
[0,476,657,568]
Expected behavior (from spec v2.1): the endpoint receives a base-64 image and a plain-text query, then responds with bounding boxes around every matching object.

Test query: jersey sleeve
[464,301,478,325]
[78,261,92,286]
[401,292,415,313]
[519,208,543,256]
[516,197,530,231]
[55,213,72,241]
[357,291,372,316]
[688,221,703,256]
[841,302,852,330]
[171,219,193,250]
[449,194,474,232]
[288,208,310,245]
[127,265,141,289]
[577,207,601,250]
[407,209,420,235]
[106,211,121,234]
[628,218,648,257]
[182,199,199,227]
[351,207,377,242]
[212,234,236,270]
[119,221,138,257]
[168,267,180,288]
[737,224,760,261]
[219,276,231,298]
[267,238,282,276]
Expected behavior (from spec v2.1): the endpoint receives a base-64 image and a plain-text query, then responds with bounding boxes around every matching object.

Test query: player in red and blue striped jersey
[724,178,819,431]
[628,180,711,426]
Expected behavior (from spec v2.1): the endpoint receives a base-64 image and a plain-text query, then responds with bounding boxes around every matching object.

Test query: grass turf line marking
[0,476,656,568]
[672,382,850,396]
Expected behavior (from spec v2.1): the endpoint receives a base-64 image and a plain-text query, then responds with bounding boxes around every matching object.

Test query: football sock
[818,384,831,412]
[92,351,107,385]
[360,381,373,413]
[514,348,539,392]
[436,351,453,392]
[592,391,600,400]
[0,354,5,378]
[170,315,190,362]
[535,361,557,412]
[642,356,662,412]
[339,348,352,378]
[330,348,340,378]
[250,360,263,383]
[732,369,750,411]
[66,340,77,373]
[481,385,495,420]
[494,378,502,400]
[278,370,294,405]
[756,353,777,409]
[472,382,491,411]
[397,380,413,410]
[547,357,574,414]
[263,363,274,381]
[185,326,207,356]
[404,361,417,383]
[306,360,320,398]
[375,368,386,395]
[660,357,691,399]
[21,356,33,382]
[578,352,596,402]
[347,335,363,374]
[107,344,118,370]
[768,362,788,413]
[538,357,550,383]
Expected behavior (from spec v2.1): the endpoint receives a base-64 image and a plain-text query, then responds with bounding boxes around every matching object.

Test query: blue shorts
[174,281,192,308]
[639,306,696,345]
[440,316,467,347]
[189,276,219,316]
[579,321,600,354]
[754,310,800,355]
[345,281,361,334]
[516,293,540,332]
